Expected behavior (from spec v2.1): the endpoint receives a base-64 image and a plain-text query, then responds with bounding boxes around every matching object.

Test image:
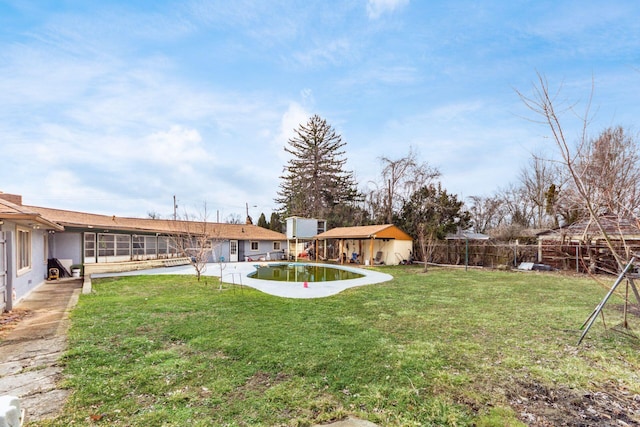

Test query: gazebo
[314,224,413,266]
[445,229,491,270]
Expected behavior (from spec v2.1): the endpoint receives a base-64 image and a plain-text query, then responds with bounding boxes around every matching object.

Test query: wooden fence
[427,241,538,268]
[424,240,640,274]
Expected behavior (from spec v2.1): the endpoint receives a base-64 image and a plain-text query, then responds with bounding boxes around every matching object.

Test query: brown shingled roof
[26,205,286,240]
[539,214,640,240]
[0,199,64,230]
[316,224,413,240]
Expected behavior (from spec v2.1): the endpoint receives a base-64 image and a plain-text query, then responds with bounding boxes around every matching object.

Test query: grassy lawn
[34,266,640,426]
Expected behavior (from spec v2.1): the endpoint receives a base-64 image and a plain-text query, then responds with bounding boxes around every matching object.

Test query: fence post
[465,237,469,271]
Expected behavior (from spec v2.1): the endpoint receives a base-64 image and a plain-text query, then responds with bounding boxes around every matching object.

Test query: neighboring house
[0,192,287,311]
[537,214,640,273]
[315,224,413,266]
[0,195,64,311]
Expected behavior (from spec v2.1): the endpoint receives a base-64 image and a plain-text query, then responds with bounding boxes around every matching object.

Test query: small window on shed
[273,241,281,251]
[250,241,259,251]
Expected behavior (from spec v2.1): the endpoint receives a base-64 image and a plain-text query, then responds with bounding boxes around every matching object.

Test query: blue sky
[1,0,639,220]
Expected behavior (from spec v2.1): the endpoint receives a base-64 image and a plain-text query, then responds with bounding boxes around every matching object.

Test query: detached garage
[315,224,413,266]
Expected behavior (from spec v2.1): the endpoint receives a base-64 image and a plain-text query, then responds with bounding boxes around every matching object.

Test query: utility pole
[245,202,256,225]
[173,195,178,221]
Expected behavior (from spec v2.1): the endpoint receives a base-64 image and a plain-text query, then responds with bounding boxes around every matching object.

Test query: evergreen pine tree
[257,213,269,229]
[269,212,283,232]
[276,115,359,226]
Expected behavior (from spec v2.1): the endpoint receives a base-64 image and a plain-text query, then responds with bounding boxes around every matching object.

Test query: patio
[92,262,393,299]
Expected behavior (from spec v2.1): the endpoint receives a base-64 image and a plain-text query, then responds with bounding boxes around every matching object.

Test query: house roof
[0,199,64,231]
[538,214,640,240]
[315,224,413,241]
[26,205,286,240]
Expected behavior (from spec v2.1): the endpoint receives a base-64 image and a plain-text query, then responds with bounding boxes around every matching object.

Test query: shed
[315,224,413,266]
[537,214,640,273]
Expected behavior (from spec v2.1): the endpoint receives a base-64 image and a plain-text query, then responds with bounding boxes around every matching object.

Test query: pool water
[248,263,364,282]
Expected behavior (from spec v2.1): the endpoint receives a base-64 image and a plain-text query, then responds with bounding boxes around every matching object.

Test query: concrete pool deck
[93,262,393,298]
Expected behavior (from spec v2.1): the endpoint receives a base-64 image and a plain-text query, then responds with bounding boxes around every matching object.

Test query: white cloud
[271,101,311,162]
[366,0,409,19]
[142,126,210,166]
[274,101,311,151]
[4,0,639,219]
[290,38,352,68]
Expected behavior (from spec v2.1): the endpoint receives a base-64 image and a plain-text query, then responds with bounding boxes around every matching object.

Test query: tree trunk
[418,231,428,273]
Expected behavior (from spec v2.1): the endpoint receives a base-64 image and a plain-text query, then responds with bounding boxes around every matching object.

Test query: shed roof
[445,229,491,240]
[538,214,640,240]
[26,206,286,240]
[315,224,413,241]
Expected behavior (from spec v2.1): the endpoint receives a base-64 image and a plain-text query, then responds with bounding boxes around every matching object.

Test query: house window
[116,235,130,256]
[158,237,176,256]
[250,241,259,251]
[43,234,49,264]
[145,236,157,255]
[17,227,31,273]
[132,235,145,255]
[98,234,115,257]
[273,241,281,251]
[84,233,96,258]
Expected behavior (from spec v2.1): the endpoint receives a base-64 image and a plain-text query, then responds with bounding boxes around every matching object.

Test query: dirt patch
[0,309,32,339]
[507,379,640,426]
[229,371,290,401]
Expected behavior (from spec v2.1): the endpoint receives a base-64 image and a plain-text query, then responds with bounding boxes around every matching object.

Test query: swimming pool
[248,263,365,282]
[93,262,394,299]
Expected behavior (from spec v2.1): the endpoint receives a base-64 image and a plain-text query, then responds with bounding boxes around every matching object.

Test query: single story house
[314,224,413,266]
[28,205,288,266]
[0,195,64,311]
[0,193,287,310]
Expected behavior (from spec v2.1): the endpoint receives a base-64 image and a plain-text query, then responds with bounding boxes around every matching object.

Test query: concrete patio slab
[93,262,393,299]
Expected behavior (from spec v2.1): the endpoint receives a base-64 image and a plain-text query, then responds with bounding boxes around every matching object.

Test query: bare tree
[467,195,503,233]
[517,73,631,270]
[226,213,242,224]
[362,182,384,224]
[374,147,440,223]
[147,211,162,219]
[496,183,535,228]
[517,74,640,342]
[171,204,213,281]
[518,152,562,229]
[575,126,640,217]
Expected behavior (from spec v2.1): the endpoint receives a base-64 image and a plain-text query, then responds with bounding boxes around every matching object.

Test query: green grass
[33,267,640,426]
